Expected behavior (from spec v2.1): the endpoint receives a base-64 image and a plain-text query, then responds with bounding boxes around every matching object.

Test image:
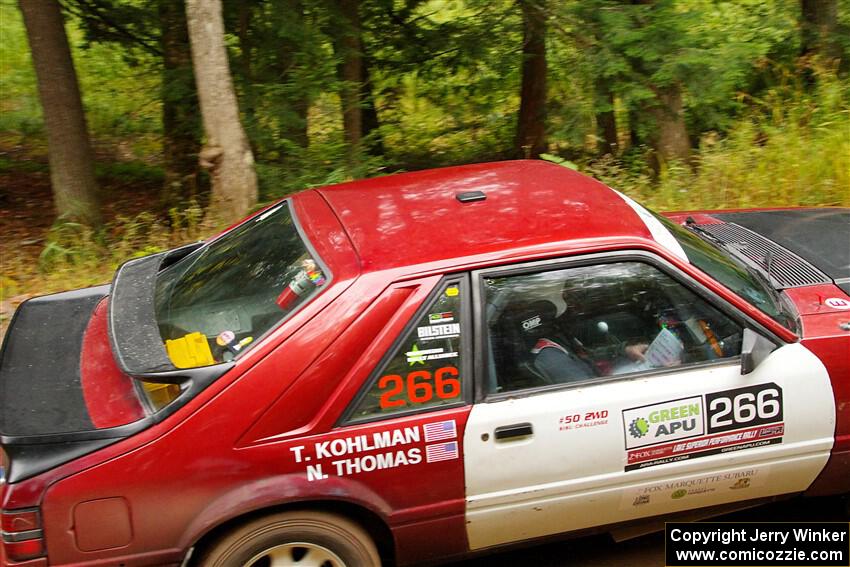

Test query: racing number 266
[706,384,783,434]
[379,367,461,408]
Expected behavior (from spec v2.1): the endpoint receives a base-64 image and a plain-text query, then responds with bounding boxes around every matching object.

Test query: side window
[349,280,465,420]
[484,261,743,394]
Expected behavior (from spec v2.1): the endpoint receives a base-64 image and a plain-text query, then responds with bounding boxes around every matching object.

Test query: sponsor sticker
[632,494,651,506]
[405,344,459,366]
[623,396,704,450]
[626,423,784,471]
[619,467,769,510]
[429,312,455,324]
[559,409,609,431]
[445,286,459,297]
[522,315,542,331]
[623,384,784,471]
[418,323,460,341]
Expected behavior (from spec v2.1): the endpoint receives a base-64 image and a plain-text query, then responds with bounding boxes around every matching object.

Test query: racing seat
[497,299,593,386]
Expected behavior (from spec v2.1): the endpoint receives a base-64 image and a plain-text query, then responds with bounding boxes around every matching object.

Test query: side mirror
[740,328,777,375]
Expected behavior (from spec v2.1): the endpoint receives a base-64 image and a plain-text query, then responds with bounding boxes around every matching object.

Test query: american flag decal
[426,441,459,463]
[423,420,457,442]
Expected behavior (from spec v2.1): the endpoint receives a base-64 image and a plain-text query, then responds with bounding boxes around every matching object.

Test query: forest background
[1,0,849,332]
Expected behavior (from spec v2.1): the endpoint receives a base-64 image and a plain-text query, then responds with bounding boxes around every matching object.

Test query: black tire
[197,510,381,567]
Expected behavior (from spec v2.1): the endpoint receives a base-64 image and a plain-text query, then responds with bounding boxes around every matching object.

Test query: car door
[463,251,835,551]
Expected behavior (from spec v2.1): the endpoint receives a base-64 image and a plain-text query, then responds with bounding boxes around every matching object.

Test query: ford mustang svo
[1,160,848,566]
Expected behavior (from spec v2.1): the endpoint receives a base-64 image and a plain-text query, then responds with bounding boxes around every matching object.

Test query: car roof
[313,160,652,272]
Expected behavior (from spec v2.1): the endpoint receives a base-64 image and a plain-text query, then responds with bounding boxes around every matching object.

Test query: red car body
[1,161,848,566]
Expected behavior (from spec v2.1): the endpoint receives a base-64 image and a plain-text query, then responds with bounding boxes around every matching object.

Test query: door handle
[494,422,533,441]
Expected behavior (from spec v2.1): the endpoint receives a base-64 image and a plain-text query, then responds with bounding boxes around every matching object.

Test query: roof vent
[456,191,486,203]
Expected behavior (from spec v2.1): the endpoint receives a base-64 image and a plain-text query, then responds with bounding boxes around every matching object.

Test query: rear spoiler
[0,286,110,438]
[0,286,123,482]
[108,241,203,376]
[0,243,232,483]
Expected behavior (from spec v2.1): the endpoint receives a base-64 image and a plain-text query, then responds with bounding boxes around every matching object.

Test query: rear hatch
[0,286,139,484]
[0,267,228,483]
[1,286,113,440]
[0,200,332,482]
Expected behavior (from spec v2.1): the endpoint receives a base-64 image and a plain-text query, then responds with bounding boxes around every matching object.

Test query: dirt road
[454,496,848,566]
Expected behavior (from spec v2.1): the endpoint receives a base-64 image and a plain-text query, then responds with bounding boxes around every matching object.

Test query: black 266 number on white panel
[705,383,783,435]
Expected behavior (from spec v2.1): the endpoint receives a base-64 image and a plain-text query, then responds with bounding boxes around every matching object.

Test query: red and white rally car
[1,160,848,566]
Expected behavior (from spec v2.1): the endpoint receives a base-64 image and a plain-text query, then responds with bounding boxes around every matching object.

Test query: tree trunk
[186,0,258,228]
[361,50,385,155]
[329,0,364,168]
[648,85,690,167]
[801,0,841,62]
[595,81,618,156]
[515,0,547,159]
[19,0,101,226]
[236,0,260,156]
[276,0,309,151]
[159,0,201,210]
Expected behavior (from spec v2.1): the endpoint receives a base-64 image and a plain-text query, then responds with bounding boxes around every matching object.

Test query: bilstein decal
[417,323,460,341]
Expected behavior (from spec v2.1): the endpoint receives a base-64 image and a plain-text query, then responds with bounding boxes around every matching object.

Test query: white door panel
[464,343,834,550]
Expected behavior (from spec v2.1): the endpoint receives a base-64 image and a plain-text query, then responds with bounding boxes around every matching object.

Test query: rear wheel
[198,510,381,567]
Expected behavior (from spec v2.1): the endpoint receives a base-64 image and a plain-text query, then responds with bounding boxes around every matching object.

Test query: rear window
[154,202,330,370]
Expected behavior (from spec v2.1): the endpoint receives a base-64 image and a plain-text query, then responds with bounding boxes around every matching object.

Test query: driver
[512,299,595,383]
[557,275,679,374]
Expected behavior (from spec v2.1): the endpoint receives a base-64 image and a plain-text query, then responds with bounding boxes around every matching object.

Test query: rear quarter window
[348,281,466,421]
[154,202,330,369]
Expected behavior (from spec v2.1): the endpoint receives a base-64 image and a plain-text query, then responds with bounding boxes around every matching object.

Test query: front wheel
[198,510,381,567]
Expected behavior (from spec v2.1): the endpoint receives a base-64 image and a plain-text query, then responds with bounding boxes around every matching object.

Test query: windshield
[651,212,796,331]
[154,202,329,368]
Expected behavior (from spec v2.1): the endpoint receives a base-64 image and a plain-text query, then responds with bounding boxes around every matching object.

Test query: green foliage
[0,155,47,174]
[94,160,164,184]
[3,204,204,302]
[554,0,802,144]
[0,3,161,152]
[584,68,850,210]
[256,138,392,200]
[226,0,338,162]
[2,0,849,314]
[539,153,577,170]
[0,2,42,138]
[369,0,522,165]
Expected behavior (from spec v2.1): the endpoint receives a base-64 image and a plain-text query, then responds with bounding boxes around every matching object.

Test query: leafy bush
[583,67,850,211]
